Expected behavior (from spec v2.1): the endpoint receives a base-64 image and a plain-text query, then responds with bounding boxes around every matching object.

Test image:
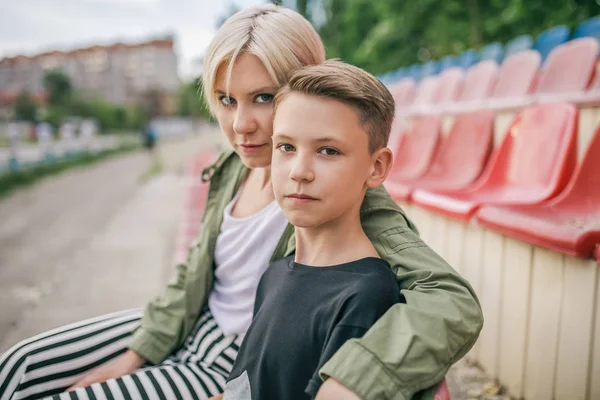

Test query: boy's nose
[290,157,315,182]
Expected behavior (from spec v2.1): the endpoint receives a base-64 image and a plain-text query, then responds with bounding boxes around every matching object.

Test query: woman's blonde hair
[202,4,325,112]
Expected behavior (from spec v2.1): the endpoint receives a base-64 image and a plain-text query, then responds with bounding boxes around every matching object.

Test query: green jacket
[129,150,483,400]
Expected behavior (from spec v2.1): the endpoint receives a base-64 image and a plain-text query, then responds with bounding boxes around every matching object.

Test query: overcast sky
[0,0,268,79]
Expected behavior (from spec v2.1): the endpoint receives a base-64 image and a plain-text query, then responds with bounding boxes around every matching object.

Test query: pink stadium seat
[535,37,598,102]
[405,76,440,116]
[386,110,494,201]
[434,378,451,400]
[433,67,464,105]
[389,78,416,108]
[447,61,499,113]
[388,115,442,182]
[476,124,600,260]
[412,103,578,221]
[484,50,540,111]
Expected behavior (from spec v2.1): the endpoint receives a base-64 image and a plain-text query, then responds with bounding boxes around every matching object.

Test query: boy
[221,60,399,400]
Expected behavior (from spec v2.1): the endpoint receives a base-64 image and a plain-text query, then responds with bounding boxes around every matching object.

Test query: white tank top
[208,189,289,336]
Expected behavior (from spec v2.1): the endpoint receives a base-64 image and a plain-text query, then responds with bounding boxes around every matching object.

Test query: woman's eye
[219,96,235,106]
[255,94,274,104]
[278,144,295,152]
[318,147,340,156]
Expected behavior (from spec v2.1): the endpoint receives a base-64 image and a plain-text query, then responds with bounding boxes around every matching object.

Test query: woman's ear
[366,147,394,189]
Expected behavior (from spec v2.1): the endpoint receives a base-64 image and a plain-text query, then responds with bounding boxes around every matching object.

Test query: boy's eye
[277,143,295,152]
[318,147,340,156]
[219,96,235,107]
[255,93,274,103]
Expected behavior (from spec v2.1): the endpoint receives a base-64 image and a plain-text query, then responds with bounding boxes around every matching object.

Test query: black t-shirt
[223,255,400,400]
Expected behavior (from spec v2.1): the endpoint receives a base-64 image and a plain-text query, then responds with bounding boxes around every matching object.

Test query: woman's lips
[239,143,267,153]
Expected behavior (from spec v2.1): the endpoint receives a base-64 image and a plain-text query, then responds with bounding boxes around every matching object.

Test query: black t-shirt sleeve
[304,324,368,398]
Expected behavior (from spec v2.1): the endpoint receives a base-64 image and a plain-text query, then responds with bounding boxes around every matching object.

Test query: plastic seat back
[420,60,440,79]
[389,78,416,107]
[413,76,440,106]
[505,35,534,58]
[439,55,456,72]
[425,110,495,187]
[460,61,499,102]
[574,15,600,42]
[536,38,599,95]
[491,50,540,99]
[479,103,577,196]
[556,123,600,211]
[535,25,570,62]
[480,42,504,64]
[433,67,464,104]
[391,115,442,180]
[408,64,422,81]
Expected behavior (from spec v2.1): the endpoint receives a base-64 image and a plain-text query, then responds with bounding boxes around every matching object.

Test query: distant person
[0,5,482,400]
[36,121,54,162]
[143,122,157,153]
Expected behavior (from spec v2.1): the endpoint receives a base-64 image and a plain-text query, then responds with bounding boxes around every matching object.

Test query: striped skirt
[0,308,241,400]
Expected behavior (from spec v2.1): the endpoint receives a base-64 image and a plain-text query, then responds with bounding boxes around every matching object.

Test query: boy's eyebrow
[273,134,343,144]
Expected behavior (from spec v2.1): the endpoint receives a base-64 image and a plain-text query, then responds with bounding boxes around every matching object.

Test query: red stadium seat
[484,50,540,111]
[432,67,464,108]
[434,378,451,400]
[535,37,598,101]
[476,124,600,259]
[389,78,416,108]
[388,115,442,181]
[447,61,499,113]
[405,76,440,116]
[386,110,494,201]
[412,103,578,220]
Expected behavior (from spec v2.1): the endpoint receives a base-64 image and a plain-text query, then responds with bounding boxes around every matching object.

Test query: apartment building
[0,35,180,111]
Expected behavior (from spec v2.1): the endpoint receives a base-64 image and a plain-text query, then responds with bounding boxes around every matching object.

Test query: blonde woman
[0,5,482,400]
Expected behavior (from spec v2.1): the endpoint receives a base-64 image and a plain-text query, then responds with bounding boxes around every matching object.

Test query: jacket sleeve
[318,187,484,400]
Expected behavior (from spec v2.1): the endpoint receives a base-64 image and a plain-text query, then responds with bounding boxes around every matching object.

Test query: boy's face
[272,92,379,229]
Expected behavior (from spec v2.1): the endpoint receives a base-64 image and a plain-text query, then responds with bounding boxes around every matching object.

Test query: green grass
[0,143,141,198]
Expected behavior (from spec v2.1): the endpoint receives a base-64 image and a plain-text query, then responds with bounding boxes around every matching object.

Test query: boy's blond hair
[274,60,395,153]
[202,4,325,113]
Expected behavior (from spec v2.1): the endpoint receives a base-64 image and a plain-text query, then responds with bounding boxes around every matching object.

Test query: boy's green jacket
[129,150,483,400]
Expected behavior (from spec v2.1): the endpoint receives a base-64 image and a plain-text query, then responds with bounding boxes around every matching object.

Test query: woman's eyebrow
[249,86,277,95]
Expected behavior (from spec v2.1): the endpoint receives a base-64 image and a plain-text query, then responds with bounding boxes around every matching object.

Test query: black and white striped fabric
[0,308,241,400]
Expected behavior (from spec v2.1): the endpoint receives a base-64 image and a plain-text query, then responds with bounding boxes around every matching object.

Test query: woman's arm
[318,186,484,399]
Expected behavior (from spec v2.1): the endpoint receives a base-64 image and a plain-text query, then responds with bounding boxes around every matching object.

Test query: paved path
[0,131,223,352]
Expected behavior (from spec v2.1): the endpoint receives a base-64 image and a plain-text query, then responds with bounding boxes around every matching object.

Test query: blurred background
[1,1,599,399]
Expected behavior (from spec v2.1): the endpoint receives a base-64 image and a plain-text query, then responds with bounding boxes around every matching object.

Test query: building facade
[0,36,179,112]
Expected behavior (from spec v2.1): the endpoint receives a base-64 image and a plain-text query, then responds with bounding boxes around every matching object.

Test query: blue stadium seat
[439,55,456,71]
[480,42,504,64]
[420,61,439,79]
[457,49,479,69]
[505,35,534,58]
[573,16,600,42]
[534,25,570,62]
[408,64,422,81]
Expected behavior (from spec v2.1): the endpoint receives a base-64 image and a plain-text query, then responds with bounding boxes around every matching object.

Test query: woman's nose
[233,105,257,135]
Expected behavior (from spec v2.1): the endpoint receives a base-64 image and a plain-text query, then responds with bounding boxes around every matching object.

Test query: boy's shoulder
[343,257,399,302]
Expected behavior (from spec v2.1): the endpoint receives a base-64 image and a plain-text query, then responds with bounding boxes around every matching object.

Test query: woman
[0,5,482,400]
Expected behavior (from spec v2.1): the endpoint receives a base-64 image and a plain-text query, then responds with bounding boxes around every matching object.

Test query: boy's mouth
[286,193,318,202]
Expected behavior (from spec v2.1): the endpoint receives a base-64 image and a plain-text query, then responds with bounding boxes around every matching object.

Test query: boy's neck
[294,210,379,267]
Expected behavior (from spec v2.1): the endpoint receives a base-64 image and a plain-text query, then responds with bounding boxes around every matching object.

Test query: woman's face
[214,53,278,169]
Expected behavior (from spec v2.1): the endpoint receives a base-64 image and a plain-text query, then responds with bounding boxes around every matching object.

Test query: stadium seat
[386,110,494,201]
[439,55,457,72]
[404,76,440,116]
[457,49,479,69]
[504,35,534,58]
[389,78,416,107]
[484,50,540,111]
[573,15,600,42]
[480,42,504,64]
[412,103,578,220]
[534,25,570,62]
[429,67,464,112]
[447,60,499,113]
[535,38,599,103]
[388,115,442,182]
[476,123,600,259]
[408,64,422,81]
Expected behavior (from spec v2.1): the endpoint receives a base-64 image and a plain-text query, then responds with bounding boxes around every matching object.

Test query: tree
[14,91,38,122]
[43,71,73,106]
[177,78,213,121]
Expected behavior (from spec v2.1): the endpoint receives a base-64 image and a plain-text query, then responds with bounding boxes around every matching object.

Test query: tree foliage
[315,0,599,75]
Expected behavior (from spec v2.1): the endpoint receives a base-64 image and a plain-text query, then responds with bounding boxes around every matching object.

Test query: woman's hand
[67,350,145,391]
[208,395,224,400]
[315,378,361,400]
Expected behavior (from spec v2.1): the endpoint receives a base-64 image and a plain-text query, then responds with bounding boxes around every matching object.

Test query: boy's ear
[366,147,394,189]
